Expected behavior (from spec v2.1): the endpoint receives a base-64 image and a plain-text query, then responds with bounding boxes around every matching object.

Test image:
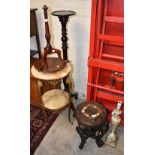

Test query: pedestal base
[105,142,116,148]
[76,122,109,149]
[105,132,117,148]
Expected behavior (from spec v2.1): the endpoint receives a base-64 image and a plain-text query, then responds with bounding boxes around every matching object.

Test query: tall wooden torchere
[51,10,78,100]
[51,10,75,60]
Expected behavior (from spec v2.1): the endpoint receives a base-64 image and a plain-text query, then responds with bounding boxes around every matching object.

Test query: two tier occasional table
[31,62,74,123]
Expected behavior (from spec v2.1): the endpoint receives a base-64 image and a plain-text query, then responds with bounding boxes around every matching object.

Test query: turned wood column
[51,10,75,60]
[51,10,78,103]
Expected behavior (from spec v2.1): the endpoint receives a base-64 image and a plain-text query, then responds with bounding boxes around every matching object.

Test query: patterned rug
[30,104,58,155]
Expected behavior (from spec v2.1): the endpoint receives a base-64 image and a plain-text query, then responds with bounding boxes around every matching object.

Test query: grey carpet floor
[34,99,124,155]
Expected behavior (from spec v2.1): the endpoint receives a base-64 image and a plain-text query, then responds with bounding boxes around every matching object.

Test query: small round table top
[42,89,69,111]
[75,101,108,128]
[34,58,66,73]
[52,10,76,17]
[31,62,72,81]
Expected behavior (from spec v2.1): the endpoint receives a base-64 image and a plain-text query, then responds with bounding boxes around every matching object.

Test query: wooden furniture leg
[66,74,75,123]
[37,80,47,121]
[35,34,41,59]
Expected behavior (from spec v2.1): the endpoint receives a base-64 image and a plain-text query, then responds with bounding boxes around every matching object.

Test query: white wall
[30,0,91,98]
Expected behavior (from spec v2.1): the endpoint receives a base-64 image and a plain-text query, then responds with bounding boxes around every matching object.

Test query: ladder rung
[87,83,124,95]
[97,91,124,102]
[102,54,124,61]
[98,34,124,43]
[88,58,124,72]
[104,41,124,47]
[104,16,124,23]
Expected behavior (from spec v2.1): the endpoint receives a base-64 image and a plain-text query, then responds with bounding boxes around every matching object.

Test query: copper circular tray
[34,58,66,73]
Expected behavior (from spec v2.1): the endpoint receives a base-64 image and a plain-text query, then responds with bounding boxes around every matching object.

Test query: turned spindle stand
[51,10,78,101]
[51,10,75,61]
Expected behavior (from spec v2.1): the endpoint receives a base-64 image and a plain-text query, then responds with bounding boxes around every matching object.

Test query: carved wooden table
[75,101,109,149]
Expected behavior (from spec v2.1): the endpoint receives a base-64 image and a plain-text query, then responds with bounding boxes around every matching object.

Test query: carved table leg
[68,99,72,124]
[65,71,75,114]
[66,74,75,123]
[76,127,88,149]
[63,77,69,92]
[70,101,75,112]
[96,122,109,147]
[76,122,109,149]
[95,129,105,147]
[37,80,47,121]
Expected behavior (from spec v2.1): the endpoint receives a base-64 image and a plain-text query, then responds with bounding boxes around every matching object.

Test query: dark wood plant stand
[51,10,75,61]
[51,10,78,100]
[75,101,109,149]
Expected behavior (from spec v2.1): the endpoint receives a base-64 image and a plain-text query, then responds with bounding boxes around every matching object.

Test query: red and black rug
[30,104,58,155]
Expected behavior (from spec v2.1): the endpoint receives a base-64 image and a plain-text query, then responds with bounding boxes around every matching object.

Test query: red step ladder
[87,0,124,125]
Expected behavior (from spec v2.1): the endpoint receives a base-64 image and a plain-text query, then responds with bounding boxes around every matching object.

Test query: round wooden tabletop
[42,89,69,111]
[75,101,108,128]
[31,62,72,81]
[34,58,66,73]
[52,10,76,17]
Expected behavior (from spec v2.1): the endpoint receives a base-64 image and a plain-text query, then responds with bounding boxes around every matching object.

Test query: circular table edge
[31,62,72,81]
[51,10,76,16]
